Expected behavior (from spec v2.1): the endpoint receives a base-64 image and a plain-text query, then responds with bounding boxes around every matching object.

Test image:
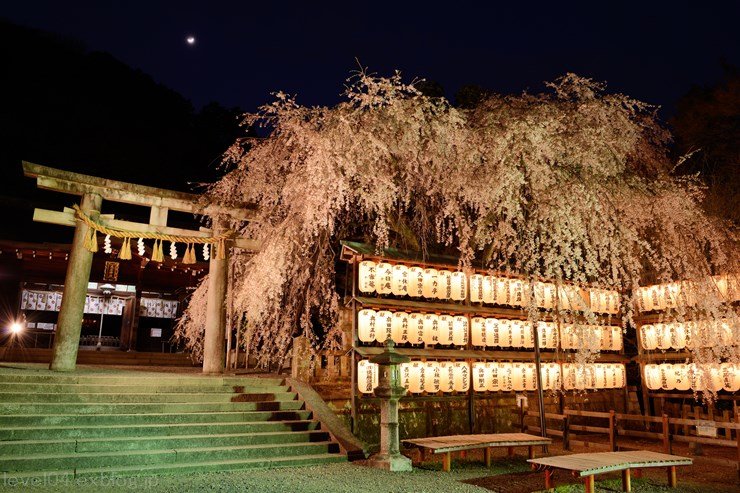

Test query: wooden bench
[528,450,692,493]
[402,432,552,472]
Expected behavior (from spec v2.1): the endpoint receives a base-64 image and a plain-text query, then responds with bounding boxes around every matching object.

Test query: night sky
[2,1,739,119]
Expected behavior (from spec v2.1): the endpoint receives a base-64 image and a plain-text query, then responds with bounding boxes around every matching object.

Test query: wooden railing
[525,408,740,471]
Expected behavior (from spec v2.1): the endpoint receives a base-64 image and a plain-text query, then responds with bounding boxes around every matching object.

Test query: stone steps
[0,430,333,455]
[0,400,306,414]
[0,410,314,427]
[0,419,320,441]
[0,367,347,479]
[0,390,298,403]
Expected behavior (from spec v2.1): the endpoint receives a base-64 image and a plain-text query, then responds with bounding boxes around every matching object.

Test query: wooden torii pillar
[23,161,258,373]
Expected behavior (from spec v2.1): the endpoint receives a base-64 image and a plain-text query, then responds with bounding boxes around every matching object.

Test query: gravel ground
[0,453,733,493]
[0,461,502,493]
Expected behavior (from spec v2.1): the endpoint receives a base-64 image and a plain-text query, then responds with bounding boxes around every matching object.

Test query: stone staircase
[0,367,348,480]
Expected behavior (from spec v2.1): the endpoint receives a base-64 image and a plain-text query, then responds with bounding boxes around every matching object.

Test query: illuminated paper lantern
[424,361,441,393]
[721,363,740,392]
[408,313,425,345]
[539,363,561,391]
[560,324,578,350]
[601,325,622,351]
[591,288,619,314]
[522,322,535,349]
[655,323,672,350]
[644,364,661,390]
[375,262,393,294]
[635,287,653,313]
[482,276,495,304]
[408,266,425,298]
[603,364,626,389]
[537,321,559,349]
[470,316,486,347]
[508,320,525,348]
[358,260,377,293]
[488,362,503,391]
[562,364,593,390]
[509,279,526,307]
[589,289,605,314]
[452,315,469,346]
[436,270,453,300]
[498,363,514,391]
[485,318,500,347]
[692,364,723,392]
[706,365,724,392]
[472,362,491,391]
[469,274,484,303]
[692,320,716,349]
[544,282,557,309]
[374,310,393,343]
[684,321,697,350]
[535,282,556,309]
[450,271,467,301]
[509,363,524,391]
[640,324,658,350]
[658,363,676,390]
[453,362,470,392]
[604,290,620,315]
[496,319,513,347]
[585,326,603,351]
[357,360,378,394]
[649,284,665,311]
[673,364,691,391]
[357,308,377,343]
[437,314,455,345]
[404,361,425,393]
[688,363,702,390]
[422,313,440,345]
[439,362,456,393]
[523,363,537,391]
[494,277,510,305]
[557,286,572,311]
[391,311,410,344]
[593,364,608,389]
[679,280,697,307]
[559,285,585,311]
[663,282,681,309]
[421,268,439,299]
[670,323,687,349]
[391,264,410,297]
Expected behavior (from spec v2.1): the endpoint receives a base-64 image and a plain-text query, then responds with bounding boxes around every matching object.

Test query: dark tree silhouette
[0,20,249,241]
[670,64,740,224]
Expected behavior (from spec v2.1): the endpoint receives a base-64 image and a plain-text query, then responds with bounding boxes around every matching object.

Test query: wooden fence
[524,408,740,471]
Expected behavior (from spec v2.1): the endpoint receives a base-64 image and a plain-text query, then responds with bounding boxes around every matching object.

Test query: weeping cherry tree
[174,70,738,400]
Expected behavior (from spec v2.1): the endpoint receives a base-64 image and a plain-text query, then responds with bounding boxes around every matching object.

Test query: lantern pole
[350,257,359,433]
[532,322,549,453]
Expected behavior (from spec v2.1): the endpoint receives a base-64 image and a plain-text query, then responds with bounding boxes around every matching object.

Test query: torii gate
[22,161,259,373]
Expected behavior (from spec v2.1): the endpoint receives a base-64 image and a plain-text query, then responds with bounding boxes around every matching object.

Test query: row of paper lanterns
[644,363,740,392]
[635,275,739,313]
[358,360,625,394]
[357,308,622,350]
[357,260,619,314]
[640,319,737,351]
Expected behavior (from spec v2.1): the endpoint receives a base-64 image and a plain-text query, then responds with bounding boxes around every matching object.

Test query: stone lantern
[367,338,412,471]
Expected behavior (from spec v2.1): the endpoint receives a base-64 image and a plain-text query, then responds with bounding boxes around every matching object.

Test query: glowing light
[10,322,23,334]
[186,36,196,45]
